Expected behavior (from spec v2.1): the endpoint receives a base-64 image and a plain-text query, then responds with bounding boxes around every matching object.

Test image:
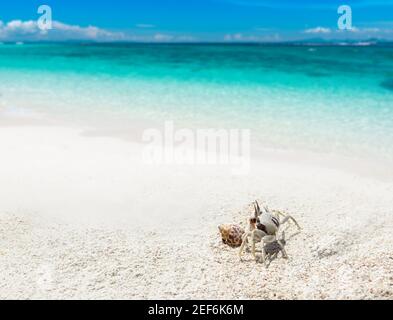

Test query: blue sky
[0,0,392,41]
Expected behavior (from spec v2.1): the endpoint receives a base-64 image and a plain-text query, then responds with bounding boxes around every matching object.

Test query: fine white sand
[1,111,393,300]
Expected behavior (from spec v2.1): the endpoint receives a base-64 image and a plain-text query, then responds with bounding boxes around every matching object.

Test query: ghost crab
[239,200,301,264]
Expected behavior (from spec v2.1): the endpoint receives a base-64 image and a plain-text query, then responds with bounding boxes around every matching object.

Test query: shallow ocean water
[0,43,392,160]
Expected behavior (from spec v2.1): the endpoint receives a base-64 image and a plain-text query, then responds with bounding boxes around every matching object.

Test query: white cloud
[304,27,332,34]
[4,20,38,34]
[151,33,196,42]
[224,33,244,41]
[343,27,381,33]
[153,33,174,41]
[53,21,125,40]
[0,19,125,41]
[224,32,280,42]
[1,18,390,43]
[334,26,393,37]
[0,19,198,43]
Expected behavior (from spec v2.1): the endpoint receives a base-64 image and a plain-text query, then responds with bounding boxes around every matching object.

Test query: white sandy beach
[1,110,393,300]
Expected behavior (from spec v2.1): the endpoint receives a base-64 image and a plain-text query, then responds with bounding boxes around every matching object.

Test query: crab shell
[218,224,245,248]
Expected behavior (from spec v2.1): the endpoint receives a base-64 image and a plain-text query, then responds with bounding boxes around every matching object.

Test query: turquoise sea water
[0,43,392,160]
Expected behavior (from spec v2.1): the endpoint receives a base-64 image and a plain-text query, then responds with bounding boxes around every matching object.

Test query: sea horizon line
[1,40,393,47]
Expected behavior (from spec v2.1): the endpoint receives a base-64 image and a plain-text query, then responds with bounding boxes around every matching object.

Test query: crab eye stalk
[255,200,261,215]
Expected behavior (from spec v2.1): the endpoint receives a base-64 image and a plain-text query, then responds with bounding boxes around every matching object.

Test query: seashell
[218,224,245,248]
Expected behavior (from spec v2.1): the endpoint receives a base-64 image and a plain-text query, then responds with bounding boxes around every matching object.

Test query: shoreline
[1,104,392,182]
[1,111,393,299]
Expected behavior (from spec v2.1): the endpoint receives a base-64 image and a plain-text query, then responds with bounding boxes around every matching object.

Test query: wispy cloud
[224,32,280,42]
[302,25,393,40]
[0,20,197,43]
[153,33,174,41]
[335,26,393,36]
[0,20,125,41]
[341,27,382,33]
[0,18,391,44]
[304,27,332,34]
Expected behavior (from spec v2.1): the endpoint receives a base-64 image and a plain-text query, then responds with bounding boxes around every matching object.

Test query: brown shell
[218,224,245,248]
